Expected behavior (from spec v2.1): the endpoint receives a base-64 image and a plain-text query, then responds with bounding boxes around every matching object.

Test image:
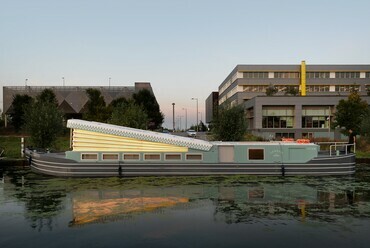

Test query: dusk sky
[1,0,370,128]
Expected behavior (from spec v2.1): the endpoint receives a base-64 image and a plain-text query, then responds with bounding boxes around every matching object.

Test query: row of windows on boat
[80,149,265,161]
[81,153,203,161]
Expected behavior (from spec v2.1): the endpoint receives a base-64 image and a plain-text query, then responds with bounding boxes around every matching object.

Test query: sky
[1,0,370,128]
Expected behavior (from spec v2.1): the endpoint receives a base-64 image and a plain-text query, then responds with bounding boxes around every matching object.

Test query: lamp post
[328,106,331,140]
[172,103,175,132]
[182,108,187,131]
[62,77,65,87]
[109,77,111,88]
[191,98,199,132]
[177,116,183,131]
[25,78,28,87]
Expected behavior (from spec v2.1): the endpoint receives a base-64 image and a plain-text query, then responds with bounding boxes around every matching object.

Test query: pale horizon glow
[1,0,370,128]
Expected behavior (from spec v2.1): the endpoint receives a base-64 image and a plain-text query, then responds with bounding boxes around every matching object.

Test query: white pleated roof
[67,119,213,151]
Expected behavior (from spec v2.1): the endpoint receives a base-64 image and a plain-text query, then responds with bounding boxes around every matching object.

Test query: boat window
[102,153,119,160]
[186,154,203,160]
[144,154,161,160]
[123,154,140,160]
[248,149,264,160]
[81,153,98,160]
[165,154,182,160]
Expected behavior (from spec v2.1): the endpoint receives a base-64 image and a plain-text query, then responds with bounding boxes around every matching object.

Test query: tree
[284,86,299,96]
[133,89,164,130]
[24,89,64,148]
[83,88,109,122]
[106,97,128,118]
[36,88,58,106]
[109,101,148,129]
[266,84,278,96]
[212,103,247,141]
[0,109,4,128]
[333,90,368,135]
[360,108,370,143]
[10,94,34,132]
[189,121,207,132]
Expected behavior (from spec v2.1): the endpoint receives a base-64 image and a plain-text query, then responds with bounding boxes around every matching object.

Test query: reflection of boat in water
[70,195,188,226]
[68,180,369,226]
[26,119,355,177]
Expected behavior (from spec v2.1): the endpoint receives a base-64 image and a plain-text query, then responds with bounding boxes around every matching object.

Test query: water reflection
[71,192,189,226]
[1,166,370,230]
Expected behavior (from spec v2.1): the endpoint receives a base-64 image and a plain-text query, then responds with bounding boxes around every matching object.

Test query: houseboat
[25,119,355,177]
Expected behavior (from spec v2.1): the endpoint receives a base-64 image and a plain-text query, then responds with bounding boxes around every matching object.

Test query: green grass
[355,151,370,158]
[0,135,70,159]
[0,136,26,158]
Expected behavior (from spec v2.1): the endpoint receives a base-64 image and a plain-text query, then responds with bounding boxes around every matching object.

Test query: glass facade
[335,85,360,92]
[302,107,331,128]
[274,72,300,79]
[335,72,360,78]
[262,107,294,128]
[306,72,330,78]
[243,72,269,78]
[306,85,330,92]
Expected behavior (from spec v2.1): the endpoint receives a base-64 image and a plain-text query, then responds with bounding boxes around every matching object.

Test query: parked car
[187,129,197,137]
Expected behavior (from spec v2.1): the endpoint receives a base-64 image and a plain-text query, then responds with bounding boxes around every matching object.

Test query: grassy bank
[0,136,70,159]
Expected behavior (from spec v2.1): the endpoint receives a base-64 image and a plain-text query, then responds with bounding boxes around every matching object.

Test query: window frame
[81,153,98,161]
[123,153,141,161]
[164,153,182,161]
[247,148,265,161]
[144,153,161,161]
[102,153,119,161]
[185,153,203,161]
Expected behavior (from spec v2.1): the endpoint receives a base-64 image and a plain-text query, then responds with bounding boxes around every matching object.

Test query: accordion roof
[67,119,213,151]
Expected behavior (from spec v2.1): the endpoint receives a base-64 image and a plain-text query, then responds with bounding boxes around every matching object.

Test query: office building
[207,61,370,139]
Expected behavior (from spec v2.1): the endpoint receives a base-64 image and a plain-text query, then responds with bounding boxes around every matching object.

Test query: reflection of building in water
[213,185,370,224]
[71,190,189,226]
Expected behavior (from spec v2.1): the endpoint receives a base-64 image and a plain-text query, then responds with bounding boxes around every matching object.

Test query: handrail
[315,142,355,156]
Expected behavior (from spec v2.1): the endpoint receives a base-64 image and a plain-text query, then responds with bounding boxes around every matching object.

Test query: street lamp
[182,108,187,131]
[172,103,175,132]
[109,77,111,88]
[177,116,183,131]
[191,98,199,132]
[328,106,331,140]
[25,78,28,87]
[62,77,65,87]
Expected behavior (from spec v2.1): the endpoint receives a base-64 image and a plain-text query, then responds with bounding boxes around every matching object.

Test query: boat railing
[315,142,355,156]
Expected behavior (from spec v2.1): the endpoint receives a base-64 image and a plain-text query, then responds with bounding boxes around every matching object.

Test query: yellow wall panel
[72,129,188,152]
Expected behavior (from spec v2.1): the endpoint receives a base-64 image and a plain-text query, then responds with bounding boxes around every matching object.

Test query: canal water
[1,165,370,248]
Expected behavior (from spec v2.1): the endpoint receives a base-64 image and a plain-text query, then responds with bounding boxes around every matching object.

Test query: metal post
[21,137,24,158]
[183,108,187,130]
[172,103,175,132]
[191,98,198,132]
[328,106,331,140]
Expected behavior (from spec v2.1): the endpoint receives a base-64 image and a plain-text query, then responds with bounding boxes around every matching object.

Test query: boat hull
[27,151,356,177]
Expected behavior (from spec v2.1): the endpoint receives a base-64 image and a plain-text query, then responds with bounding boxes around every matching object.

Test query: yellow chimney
[300,60,306,96]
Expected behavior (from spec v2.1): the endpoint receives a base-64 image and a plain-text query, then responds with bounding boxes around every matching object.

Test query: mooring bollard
[21,137,24,158]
